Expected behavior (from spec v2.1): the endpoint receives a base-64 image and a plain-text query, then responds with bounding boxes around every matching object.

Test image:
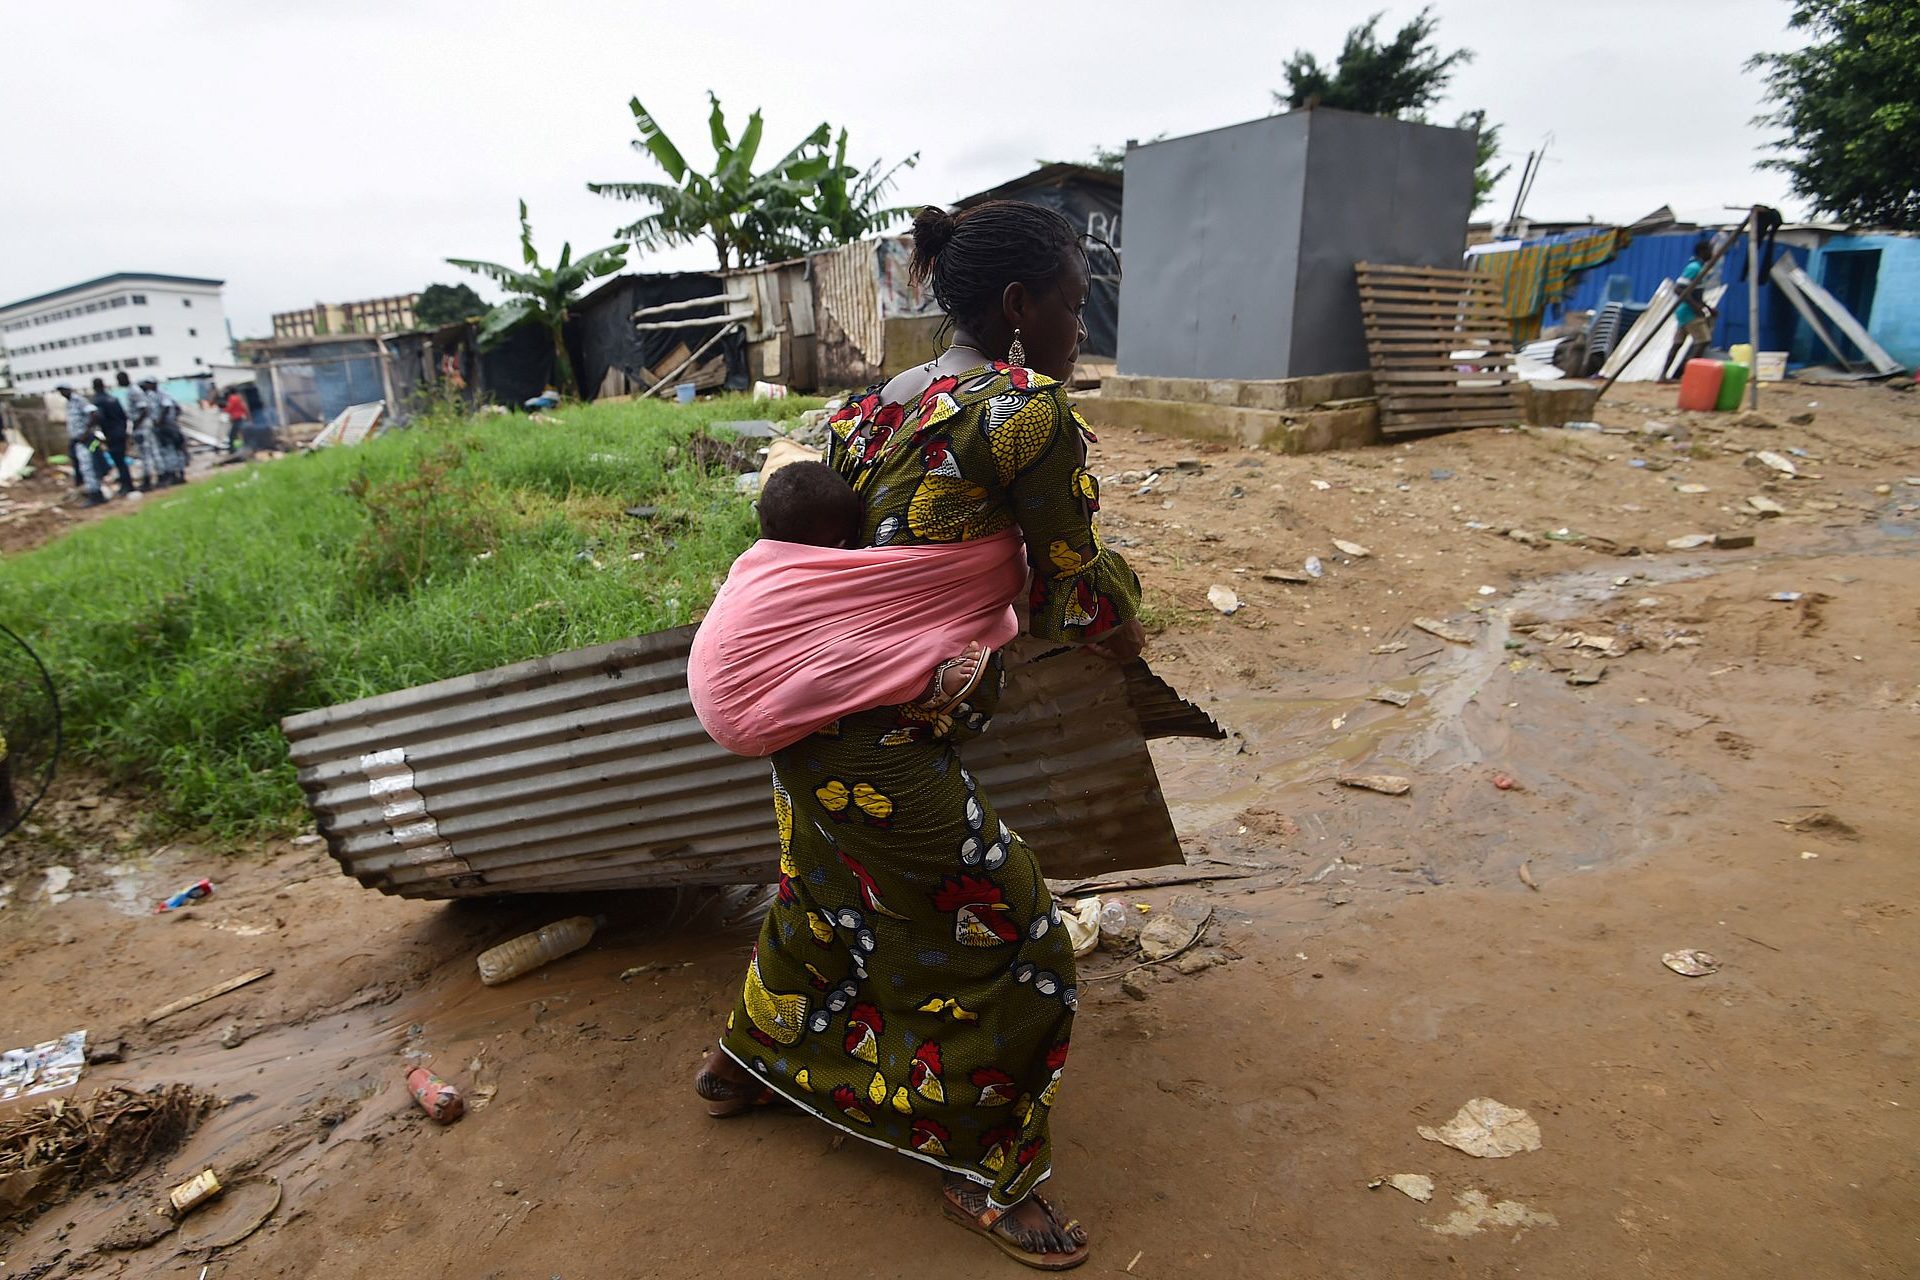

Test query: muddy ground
[0,381,1916,1278]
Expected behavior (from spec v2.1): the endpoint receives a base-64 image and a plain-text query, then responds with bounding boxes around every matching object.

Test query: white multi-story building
[0,273,231,394]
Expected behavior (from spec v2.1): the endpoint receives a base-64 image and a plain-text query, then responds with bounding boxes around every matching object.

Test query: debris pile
[0,1085,216,1221]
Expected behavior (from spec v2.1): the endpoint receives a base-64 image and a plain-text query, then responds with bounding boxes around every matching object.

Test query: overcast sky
[2,0,1810,336]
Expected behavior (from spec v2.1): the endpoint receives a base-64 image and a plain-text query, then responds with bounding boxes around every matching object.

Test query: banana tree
[588,93,832,269]
[448,200,627,398]
[808,129,918,248]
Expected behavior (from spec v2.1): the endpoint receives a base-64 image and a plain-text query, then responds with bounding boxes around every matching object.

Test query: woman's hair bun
[909,205,957,284]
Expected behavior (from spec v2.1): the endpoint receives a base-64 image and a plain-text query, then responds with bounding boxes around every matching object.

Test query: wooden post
[1747,206,1762,410]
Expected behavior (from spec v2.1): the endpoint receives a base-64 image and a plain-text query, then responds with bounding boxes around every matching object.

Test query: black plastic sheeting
[960,170,1124,359]
[570,272,748,396]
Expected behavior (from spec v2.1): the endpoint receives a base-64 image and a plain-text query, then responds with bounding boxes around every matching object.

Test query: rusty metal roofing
[282,629,1222,900]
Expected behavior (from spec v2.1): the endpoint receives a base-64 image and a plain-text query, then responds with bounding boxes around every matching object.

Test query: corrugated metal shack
[569,271,748,399]
[957,163,1124,360]
[281,631,1222,899]
[723,237,943,393]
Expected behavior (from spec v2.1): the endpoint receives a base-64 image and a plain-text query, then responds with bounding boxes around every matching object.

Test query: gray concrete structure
[1117,109,1477,379]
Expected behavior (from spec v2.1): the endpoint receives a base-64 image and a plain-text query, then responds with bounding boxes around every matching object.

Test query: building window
[111,296,127,308]
[132,295,147,305]
[144,356,160,366]
[138,325,152,335]
[193,357,203,366]
[187,328,197,337]
[182,299,192,308]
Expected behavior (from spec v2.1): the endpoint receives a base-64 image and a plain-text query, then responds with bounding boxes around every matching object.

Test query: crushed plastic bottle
[1098,900,1142,948]
[476,915,602,986]
[155,878,213,913]
[1304,556,1325,579]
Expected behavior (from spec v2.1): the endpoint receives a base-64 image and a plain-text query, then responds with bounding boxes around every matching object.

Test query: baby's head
[757,461,864,548]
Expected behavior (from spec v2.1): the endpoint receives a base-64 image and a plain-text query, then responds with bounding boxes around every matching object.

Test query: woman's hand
[1084,618,1145,663]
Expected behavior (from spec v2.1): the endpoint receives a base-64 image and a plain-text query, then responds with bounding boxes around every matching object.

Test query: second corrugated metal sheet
[283,628,1221,899]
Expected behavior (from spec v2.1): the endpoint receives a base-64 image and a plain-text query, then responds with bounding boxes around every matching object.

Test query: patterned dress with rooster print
[718,363,1141,1209]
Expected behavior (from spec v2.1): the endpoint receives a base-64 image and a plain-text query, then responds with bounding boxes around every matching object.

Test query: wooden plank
[1358,284,1504,303]
[143,967,274,1024]
[1373,370,1520,384]
[1366,329,1514,344]
[1382,397,1524,415]
[1357,262,1489,281]
[1381,403,1523,421]
[1359,304,1509,322]
[1380,386,1524,402]
[1357,274,1502,291]
[1359,297,1505,316]
[1380,414,1518,434]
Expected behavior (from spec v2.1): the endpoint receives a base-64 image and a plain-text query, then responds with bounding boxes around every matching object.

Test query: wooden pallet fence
[1355,262,1525,433]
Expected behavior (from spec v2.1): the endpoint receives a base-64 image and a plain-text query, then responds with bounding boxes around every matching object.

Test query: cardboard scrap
[1418,1097,1542,1158]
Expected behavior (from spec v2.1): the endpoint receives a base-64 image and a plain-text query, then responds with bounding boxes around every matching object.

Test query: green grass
[0,394,822,837]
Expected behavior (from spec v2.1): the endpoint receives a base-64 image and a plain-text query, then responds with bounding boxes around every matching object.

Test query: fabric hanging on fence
[1472,228,1629,342]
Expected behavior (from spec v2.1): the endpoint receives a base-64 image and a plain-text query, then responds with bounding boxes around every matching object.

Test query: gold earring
[1006,328,1027,366]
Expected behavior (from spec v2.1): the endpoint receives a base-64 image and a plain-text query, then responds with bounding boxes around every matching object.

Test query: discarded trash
[1332,539,1371,558]
[1370,688,1413,707]
[1417,1098,1542,1158]
[1676,483,1710,494]
[618,961,693,981]
[1370,641,1408,655]
[1661,949,1720,977]
[173,1176,281,1251]
[1138,895,1213,962]
[1368,1173,1435,1202]
[1750,451,1798,477]
[1768,591,1803,603]
[1063,898,1102,957]
[1262,569,1315,585]
[292,833,325,846]
[1563,420,1602,431]
[41,866,75,904]
[1121,972,1152,1001]
[155,878,214,914]
[477,916,600,986]
[1476,585,1498,596]
[143,968,274,1026]
[1412,617,1474,645]
[0,1031,88,1103]
[1517,861,1539,891]
[1628,458,1648,469]
[1665,534,1713,550]
[1310,479,1332,491]
[1338,774,1411,796]
[1304,556,1325,579]
[1713,532,1756,549]
[406,1067,467,1123]
[1098,900,1142,948]
[1206,585,1243,616]
[1423,1189,1557,1237]
[168,1168,222,1217]
[1800,850,1820,860]
[1492,774,1516,791]
[1430,469,1453,481]
[1566,668,1605,686]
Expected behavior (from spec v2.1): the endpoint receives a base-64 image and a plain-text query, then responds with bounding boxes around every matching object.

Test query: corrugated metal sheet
[282,629,1224,899]
[812,242,884,364]
[1542,231,1810,354]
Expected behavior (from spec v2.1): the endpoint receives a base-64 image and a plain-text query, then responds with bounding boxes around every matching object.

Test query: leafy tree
[1458,110,1511,212]
[1749,0,1920,229]
[589,94,832,269]
[413,282,486,329]
[1275,7,1505,210]
[447,201,627,397]
[808,129,918,248]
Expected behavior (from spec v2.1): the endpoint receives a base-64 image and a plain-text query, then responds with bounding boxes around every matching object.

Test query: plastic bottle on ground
[476,915,602,985]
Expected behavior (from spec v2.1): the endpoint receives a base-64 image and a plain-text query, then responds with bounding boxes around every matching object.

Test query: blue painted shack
[1540,225,1918,370]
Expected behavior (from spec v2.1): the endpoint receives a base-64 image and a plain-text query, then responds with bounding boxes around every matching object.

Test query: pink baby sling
[687,528,1027,757]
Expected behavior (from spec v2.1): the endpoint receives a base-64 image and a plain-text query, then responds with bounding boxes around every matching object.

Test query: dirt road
[1,381,1916,1278]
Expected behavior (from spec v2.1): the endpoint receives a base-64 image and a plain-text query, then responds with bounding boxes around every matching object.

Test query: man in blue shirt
[57,385,107,506]
[1662,239,1716,381]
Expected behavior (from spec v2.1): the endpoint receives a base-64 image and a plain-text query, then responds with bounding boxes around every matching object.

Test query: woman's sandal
[917,642,995,717]
[693,1064,780,1119]
[942,1181,1091,1271]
